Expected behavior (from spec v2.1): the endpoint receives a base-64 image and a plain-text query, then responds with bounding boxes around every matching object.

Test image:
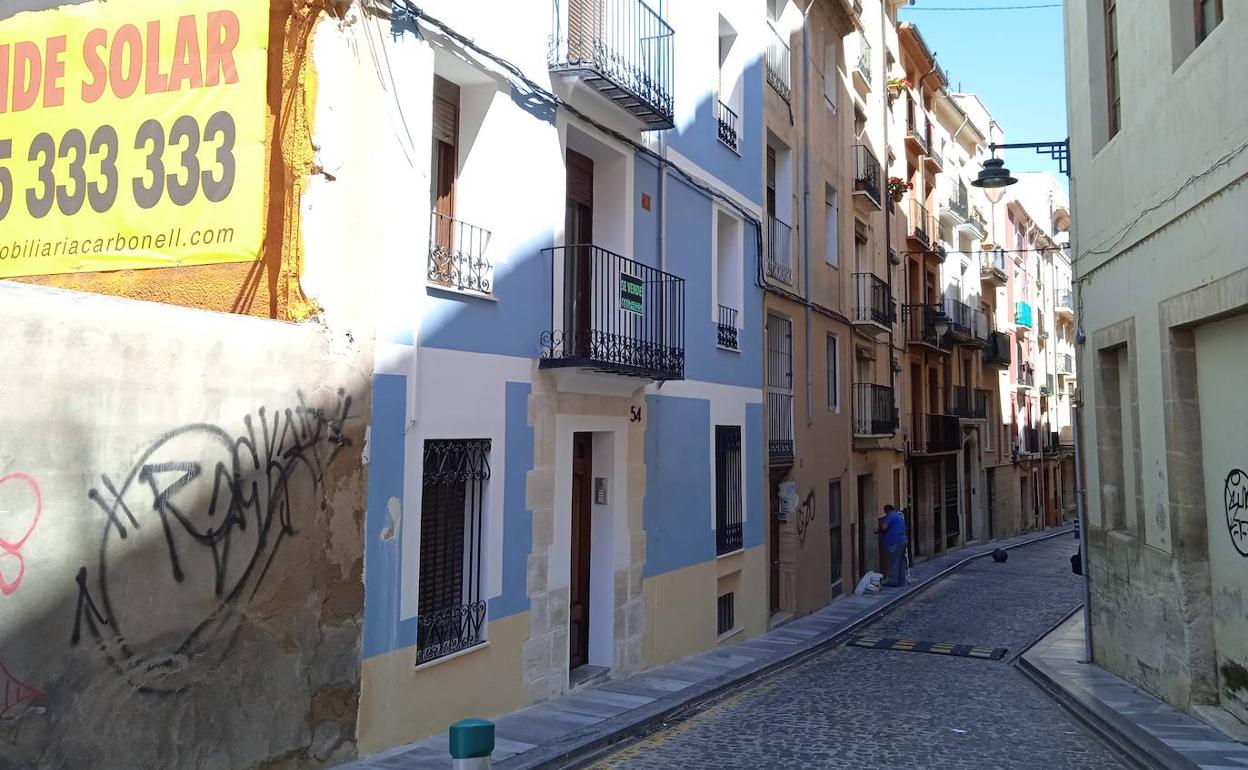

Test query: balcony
[905,98,929,156]
[945,297,975,343]
[968,206,988,239]
[1056,289,1074,319]
[1014,301,1034,330]
[852,273,895,333]
[429,212,494,295]
[1016,362,1036,390]
[540,244,685,381]
[910,413,961,454]
[717,304,739,351]
[950,386,990,420]
[903,303,950,352]
[716,98,739,153]
[854,383,897,438]
[766,22,792,104]
[768,391,795,465]
[983,330,1011,367]
[767,216,794,285]
[852,144,882,209]
[853,32,872,97]
[1043,430,1062,455]
[971,308,991,347]
[1018,425,1040,456]
[1057,353,1074,376]
[549,0,674,130]
[908,198,931,247]
[946,180,969,222]
[980,248,1007,286]
[923,126,941,173]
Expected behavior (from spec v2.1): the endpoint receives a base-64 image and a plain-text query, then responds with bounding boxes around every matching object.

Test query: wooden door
[569,432,593,670]
[565,150,594,358]
[431,77,459,272]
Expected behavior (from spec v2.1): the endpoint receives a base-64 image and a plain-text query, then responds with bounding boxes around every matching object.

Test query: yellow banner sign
[0,0,269,277]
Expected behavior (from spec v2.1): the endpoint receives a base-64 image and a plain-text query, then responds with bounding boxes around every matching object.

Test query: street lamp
[933,311,952,338]
[971,157,1016,204]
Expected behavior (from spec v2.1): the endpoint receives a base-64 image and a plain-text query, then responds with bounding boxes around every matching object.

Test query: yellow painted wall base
[357,611,529,756]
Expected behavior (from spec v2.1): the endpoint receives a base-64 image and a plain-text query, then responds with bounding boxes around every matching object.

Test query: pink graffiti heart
[0,473,41,597]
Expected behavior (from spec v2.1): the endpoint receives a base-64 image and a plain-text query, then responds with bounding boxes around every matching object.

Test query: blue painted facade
[361,0,767,670]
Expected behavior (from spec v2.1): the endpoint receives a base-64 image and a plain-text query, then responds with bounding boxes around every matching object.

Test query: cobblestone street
[592,535,1123,770]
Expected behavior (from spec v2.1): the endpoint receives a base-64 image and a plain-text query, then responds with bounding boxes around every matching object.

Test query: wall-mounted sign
[0,0,270,277]
[620,272,644,315]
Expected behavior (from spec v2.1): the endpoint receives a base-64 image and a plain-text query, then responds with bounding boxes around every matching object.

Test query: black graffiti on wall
[1226,468,1248,557]
[69,390,355,693]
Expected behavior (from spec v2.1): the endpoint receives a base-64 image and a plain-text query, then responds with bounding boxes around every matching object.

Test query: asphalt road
[591,535,1124,769]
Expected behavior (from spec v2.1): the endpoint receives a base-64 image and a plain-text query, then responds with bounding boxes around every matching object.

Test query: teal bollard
[449,718,494,769]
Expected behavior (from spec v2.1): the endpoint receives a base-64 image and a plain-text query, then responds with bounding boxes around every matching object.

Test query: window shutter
[566,150,595,208]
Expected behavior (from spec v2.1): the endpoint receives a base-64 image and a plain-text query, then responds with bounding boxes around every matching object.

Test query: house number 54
[630,406,643,423]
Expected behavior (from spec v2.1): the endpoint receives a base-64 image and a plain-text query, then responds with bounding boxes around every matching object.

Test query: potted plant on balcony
[886,76,911,100]
[886,176,911,203]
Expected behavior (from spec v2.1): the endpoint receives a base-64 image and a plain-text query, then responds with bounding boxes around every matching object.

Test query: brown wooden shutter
[566,150,594,208]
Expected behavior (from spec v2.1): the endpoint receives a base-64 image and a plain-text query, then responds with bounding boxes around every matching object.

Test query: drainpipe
[659,133,668,273]
[1068,165,1093,664]
[801,0,815,427]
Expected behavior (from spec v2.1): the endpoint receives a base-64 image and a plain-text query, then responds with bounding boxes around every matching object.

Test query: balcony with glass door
[549,0,674,129]
[980,248,1007,286]
[540,245,685,381]
[909,412,961,454]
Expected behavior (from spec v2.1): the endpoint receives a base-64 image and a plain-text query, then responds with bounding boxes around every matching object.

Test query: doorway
[569,432,593,671]
[565,150,594,359]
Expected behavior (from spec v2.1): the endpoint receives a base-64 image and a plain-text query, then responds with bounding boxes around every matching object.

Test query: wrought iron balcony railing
[903,303,949,350]
[540,244,685,380]
[1019,425,1040,455]
[1056,289,1074,314]
[910,198,930,246]
[950,386,990,419]
[766,22,792,103]
[429,212,494,295]
[715,426,744,555]
[416,600,488,666]
[983,330,1011,366]
[1018,362,1036,388]
[980,248,1007,283]
[549,0,674,129]
[853,273,895,328]
[717,304,739,351]
[1058,353,1074,375]
[853,144,882,207]
[768,390,795,464]
[945,297,974,341]
[856,32,872,85]
[767,216,794,284]
[948,180,969,220]
[854,383,897,437]
[717,98,739,153]
[909,412,960,454]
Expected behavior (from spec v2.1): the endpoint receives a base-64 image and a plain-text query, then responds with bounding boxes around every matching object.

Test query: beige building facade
[1065,0,1248,728]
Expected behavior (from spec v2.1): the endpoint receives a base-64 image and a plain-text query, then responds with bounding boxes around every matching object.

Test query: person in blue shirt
[876,504,908,587]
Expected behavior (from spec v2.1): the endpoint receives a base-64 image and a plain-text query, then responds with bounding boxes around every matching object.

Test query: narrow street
[592,535,1123,770]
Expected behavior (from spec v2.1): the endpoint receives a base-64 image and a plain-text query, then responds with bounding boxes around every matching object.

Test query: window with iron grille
[717,592,736,636]
[715,426,744,555]
[416,438,490,666]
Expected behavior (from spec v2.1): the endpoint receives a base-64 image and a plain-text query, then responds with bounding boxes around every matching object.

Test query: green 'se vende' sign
[620,273,644,314]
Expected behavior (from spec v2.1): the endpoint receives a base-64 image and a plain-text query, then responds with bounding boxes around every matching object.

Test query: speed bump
[846,635,1007,660]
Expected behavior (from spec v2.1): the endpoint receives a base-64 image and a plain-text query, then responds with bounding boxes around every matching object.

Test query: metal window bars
[429,212,494,295]
[416,438,491,666]
[910,198,931,246]
[716,98,739,152]
[856,32,872,85]
[715,426,744,555]
[548,0,674,129]
[717,304,739,350]
[540,245,686,381]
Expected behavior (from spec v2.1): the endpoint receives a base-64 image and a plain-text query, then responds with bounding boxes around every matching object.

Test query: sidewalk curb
[1016,625,1192,770]
[506,527,1074,770]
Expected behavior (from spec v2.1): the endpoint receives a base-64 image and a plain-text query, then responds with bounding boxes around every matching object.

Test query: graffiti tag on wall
[69,390,354,694]
[1227,468,1248,557]
[0,472,42,597]
[0,659,42,717]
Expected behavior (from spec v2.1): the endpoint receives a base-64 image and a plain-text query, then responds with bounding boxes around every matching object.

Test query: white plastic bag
[854,571,884,595]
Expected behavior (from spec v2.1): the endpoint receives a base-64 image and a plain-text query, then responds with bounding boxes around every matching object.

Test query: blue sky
[898,1,1068,181]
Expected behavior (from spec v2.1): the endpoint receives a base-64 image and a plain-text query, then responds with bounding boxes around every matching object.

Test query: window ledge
[716,626,744,644]
[717,137,742,157]
[427,282,498,302]
[716,547,745,561]
[716,343,742,354]
[413,640,490,672]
